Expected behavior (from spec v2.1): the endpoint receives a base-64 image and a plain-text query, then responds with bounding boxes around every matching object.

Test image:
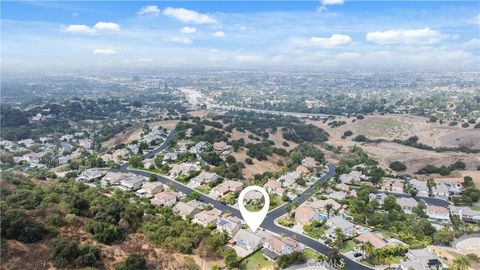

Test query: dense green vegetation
[417,161,466,176]
[389,161,407,172]
[0,170,240,269]
[116,254,148,270]
[48,238,103,269]
[349,189,436,248]
[222,111,329,143]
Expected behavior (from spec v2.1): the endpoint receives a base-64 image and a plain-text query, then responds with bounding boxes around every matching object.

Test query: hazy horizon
[2,1,479,72]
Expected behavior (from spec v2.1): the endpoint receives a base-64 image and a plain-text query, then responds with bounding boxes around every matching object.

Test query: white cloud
[62,24,96,34]
[309,34,352,47]
[164,7,216,24]
[92,48,118,55]
[336,52,360,60]
[62,22,120,34]
[235,54,262,63]
[170,36,192,45]
[180,26,197,34]
[213,31,225,37]
[321,0,344,5]
[366,28,447,45]
[467,14,480,25]
[93,22,120,31]
[137,5,161,16]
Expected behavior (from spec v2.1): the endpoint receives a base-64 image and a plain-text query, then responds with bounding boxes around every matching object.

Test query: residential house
[233,229,263,253]
[217,216,242,236]
[189,141,209,156]
[339,171,364,184]
[76,169,107,182]
[369,193,388,206]
[432,184,450,198]
[211,180,243,197]
[278,171,301,187]
[137,182,164,198]
[336,183,350,192]
[116,174,145,190]
[262,234,301,260]
[193,209,222,227]
[150,191,179,206]
[384,178,404,193]
[396,197,418,214]
[173,201,203,219]
[449,206,480,223]
[264,180,284,195]
[244,190,263,203]
[213,141,230,153]
[426,205,450,223]
[305,199,342,215]
[302,157,318,169]
[163,152,178,162]
[102,172,125,185]
[409,179,429,196]
[355,232,388,249]
[326,216,356,237]
[295,206,326,225]
[296,165,310,175]
[326,191,348,201]
[170,162,199,176]
[190,171,219,187]
[398,248,445,270]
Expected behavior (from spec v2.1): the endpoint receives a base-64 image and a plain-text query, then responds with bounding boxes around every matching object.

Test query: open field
[307,114,480,149]
[102,120,179,148]
[231,150,286,178]
[307,114,480,185]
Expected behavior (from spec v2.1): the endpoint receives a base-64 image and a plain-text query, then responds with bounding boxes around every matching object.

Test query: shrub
[116,254,147,270]
[389,161,407,171]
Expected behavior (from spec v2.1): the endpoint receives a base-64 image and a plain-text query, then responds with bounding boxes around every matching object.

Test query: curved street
[117,128,450,270]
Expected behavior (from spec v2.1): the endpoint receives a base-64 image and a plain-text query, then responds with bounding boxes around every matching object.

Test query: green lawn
[278,217,295,228]
[269,194,283,210]
[222,193,237,205]
[194,185,211,194]
[303,248,323,260]
[246,203,262,212]
[305,226,326,239]
[241,250,274,270]
[341,240,357,253]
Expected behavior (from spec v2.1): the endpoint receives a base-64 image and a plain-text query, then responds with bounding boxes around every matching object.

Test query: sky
[1,1,479,71]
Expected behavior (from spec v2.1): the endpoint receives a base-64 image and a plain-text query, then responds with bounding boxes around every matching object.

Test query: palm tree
[360,242,375,259]
[451,257,470,270]
[334,228,345,250]
[326,203,333,218]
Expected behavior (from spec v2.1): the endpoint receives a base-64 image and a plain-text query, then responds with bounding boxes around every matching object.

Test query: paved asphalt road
[118,129,450,270]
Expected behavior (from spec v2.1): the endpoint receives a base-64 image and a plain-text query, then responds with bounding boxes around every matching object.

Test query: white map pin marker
[238,186,270,233]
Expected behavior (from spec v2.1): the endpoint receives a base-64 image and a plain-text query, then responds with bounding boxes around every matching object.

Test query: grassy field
[241,250,274,270]
[303,248,323,260]
[341,240,357,253]
[194,185,211,194]
[305,226,326,239]
[269,194,284,210]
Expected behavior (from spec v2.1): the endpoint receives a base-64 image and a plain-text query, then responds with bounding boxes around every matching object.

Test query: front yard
[241,250,274,270]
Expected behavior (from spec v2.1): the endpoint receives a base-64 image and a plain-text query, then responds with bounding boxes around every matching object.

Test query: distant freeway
[209,104,330,119]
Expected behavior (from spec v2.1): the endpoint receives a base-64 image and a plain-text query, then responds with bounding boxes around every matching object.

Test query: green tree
[129,155,144,168]
[116,254,147,270]
[389,161,407,171]
[223,247,240,269]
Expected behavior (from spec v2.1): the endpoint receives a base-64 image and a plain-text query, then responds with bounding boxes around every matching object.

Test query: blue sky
[1,1,479,71]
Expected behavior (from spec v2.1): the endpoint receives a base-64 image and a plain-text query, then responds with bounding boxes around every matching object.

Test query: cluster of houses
[382,177,465,199]
[102,128,169,165]
[1,132,93,169]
